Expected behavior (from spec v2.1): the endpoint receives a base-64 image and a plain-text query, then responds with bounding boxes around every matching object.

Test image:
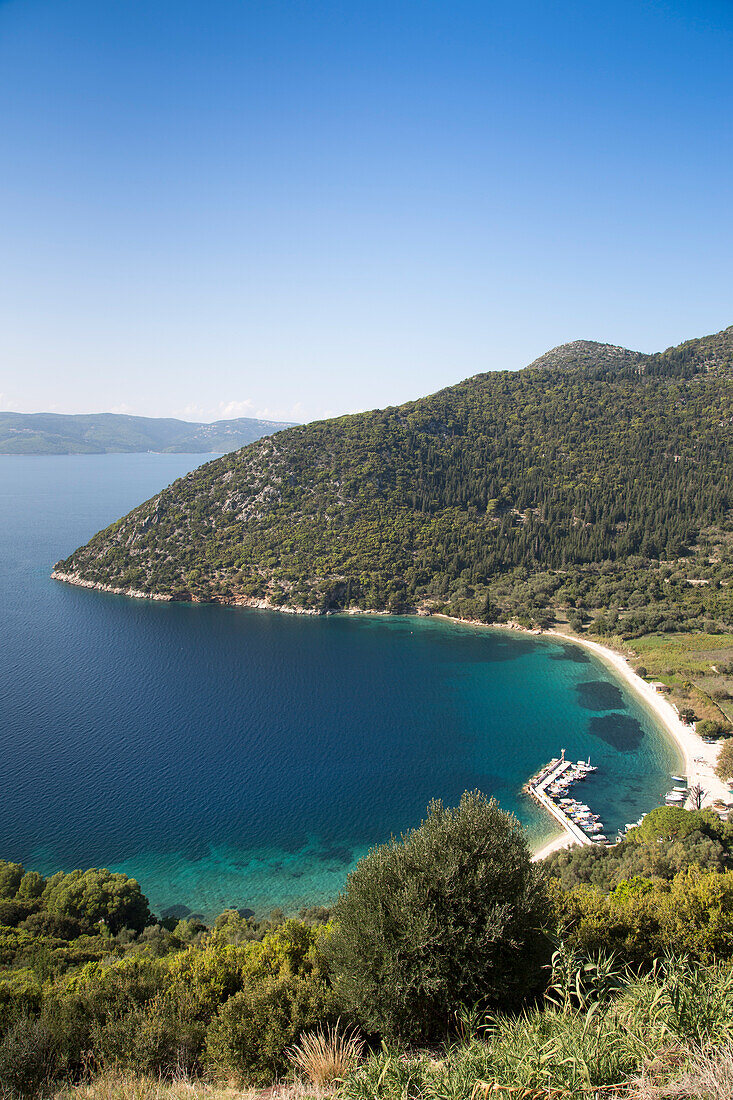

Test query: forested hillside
[0,411,295,454]
[55,325,733,636]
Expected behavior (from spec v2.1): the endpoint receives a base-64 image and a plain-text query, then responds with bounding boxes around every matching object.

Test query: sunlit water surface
[0,455,680,918]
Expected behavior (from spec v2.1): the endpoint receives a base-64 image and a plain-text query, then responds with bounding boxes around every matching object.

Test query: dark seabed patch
[0,454,681,917]
[318,845,354,865]
[577,680,626,712]
[549,643,591,664]
[160,904,191,920]
[589,713,645,752]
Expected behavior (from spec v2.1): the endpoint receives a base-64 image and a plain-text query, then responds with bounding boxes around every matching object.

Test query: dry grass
[630,1043,733,1099]
[53,1075,336,1100]
[53,1074,258,1100]
[287,1023,365,1087]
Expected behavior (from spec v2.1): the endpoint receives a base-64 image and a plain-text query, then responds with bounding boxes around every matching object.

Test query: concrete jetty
[525,752,605,849]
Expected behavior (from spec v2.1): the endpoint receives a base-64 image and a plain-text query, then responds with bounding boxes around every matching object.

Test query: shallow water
[0,454,680,918]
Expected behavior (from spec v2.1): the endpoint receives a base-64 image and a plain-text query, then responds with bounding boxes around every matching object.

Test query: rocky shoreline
[51,570,424,617]
[51,571,174,602]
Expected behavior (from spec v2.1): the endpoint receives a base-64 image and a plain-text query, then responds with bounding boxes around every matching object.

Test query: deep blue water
[0,455,680,919]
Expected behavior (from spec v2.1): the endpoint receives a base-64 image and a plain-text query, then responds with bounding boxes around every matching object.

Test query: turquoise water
[0,455,680,920]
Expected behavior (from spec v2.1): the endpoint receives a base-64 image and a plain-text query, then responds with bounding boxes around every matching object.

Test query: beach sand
[529,629,730,862]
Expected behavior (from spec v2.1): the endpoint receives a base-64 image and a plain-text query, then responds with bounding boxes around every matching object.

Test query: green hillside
[55,325,733,636]
[0,411,295,454]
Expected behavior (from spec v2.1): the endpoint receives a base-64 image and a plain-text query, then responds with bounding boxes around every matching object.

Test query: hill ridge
[525,339,646,372]
[54,323,733,637]
[0,410,296,455]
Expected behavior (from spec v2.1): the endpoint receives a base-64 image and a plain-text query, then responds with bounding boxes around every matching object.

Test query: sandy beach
[530,629,731,861]
[45,584,732,862]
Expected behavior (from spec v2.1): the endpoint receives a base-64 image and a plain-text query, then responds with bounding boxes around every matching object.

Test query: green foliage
[0,863,24,901]
[342,955,733,1100]
[697,718,730,740]
[0,899,334,1088]
[205,971,334,1085]
[42,868,150,934]
[57,325,733,637]
[17,872,45,901]
[326,791,550,1041]
[9,842,733,1093]
[0,1015,58,1098]
[717,738,733,781]
[545,806,733,892]
[631,805,733,844]
[553,868,733,967]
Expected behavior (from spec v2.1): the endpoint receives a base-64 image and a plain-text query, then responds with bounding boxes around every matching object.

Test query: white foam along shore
[526,628,731,861]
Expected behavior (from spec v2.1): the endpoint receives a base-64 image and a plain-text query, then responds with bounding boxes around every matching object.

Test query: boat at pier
[526,751,606,849]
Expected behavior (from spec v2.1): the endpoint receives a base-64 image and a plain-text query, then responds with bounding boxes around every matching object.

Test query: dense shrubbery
[8,802,733,1094]
[545,806,733,891]
[341,955,733,1100]
[697,717,731,740]
[718,738,733,780]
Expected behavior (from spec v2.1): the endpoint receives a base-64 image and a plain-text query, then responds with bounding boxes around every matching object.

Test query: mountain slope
[55,326,733,635]
[0,412,296,454]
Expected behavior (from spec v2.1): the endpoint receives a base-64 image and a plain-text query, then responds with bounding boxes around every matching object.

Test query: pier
[525,751,606,849]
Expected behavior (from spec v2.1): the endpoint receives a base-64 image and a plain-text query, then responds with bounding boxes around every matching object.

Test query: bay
[0,455,679,919]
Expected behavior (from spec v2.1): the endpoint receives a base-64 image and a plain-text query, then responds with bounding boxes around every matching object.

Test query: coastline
[525,627,730,859]
[51,571,729,858]
[545,628,729,804]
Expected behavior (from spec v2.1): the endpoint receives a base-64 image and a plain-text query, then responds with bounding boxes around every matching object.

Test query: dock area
[525,751,607,849]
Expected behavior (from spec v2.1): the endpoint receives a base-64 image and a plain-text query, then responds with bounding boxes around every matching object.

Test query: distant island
[0,410,297,455]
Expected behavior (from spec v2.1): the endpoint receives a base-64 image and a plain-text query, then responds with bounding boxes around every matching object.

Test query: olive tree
[326,791,550,1040]
[42,868,150,934]
[716,738,733,782]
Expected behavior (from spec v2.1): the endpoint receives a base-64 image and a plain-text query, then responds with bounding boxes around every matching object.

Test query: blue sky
[1,0,731,423]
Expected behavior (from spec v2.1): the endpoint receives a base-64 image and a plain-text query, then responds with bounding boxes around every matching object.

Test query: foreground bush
[327,791,550,1041]
[0,1015,58,1097]
[340,957,733,1100]
[555,867,733,966]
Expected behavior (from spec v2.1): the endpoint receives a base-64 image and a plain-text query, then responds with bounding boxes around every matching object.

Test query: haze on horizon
[1,0,732,425]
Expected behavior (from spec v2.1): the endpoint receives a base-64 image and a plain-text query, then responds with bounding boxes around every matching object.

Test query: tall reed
[287,1022,365,1087]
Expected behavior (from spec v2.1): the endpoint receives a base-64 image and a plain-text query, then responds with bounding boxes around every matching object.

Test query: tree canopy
[326,791,550,1041]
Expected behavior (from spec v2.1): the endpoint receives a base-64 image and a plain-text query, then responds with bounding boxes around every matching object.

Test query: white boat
[665,791,686,804]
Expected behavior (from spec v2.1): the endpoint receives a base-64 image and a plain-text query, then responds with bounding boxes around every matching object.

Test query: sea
[0,454,680,920]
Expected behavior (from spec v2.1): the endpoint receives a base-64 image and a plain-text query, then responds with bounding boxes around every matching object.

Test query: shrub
[697,718,730,741]
[0,1016,58,1098]
[326,791,550,1041]
[0,863,24,901]
[88,989,205,1077]
[205,971,335,1085]
[42,869,150,934]
[717,739,733,782]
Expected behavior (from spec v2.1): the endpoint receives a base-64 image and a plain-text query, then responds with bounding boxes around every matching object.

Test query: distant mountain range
[0,412,297,454]
[55,324,733,638]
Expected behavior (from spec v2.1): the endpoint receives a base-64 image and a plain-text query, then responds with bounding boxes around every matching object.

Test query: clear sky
[1,0,732,424]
